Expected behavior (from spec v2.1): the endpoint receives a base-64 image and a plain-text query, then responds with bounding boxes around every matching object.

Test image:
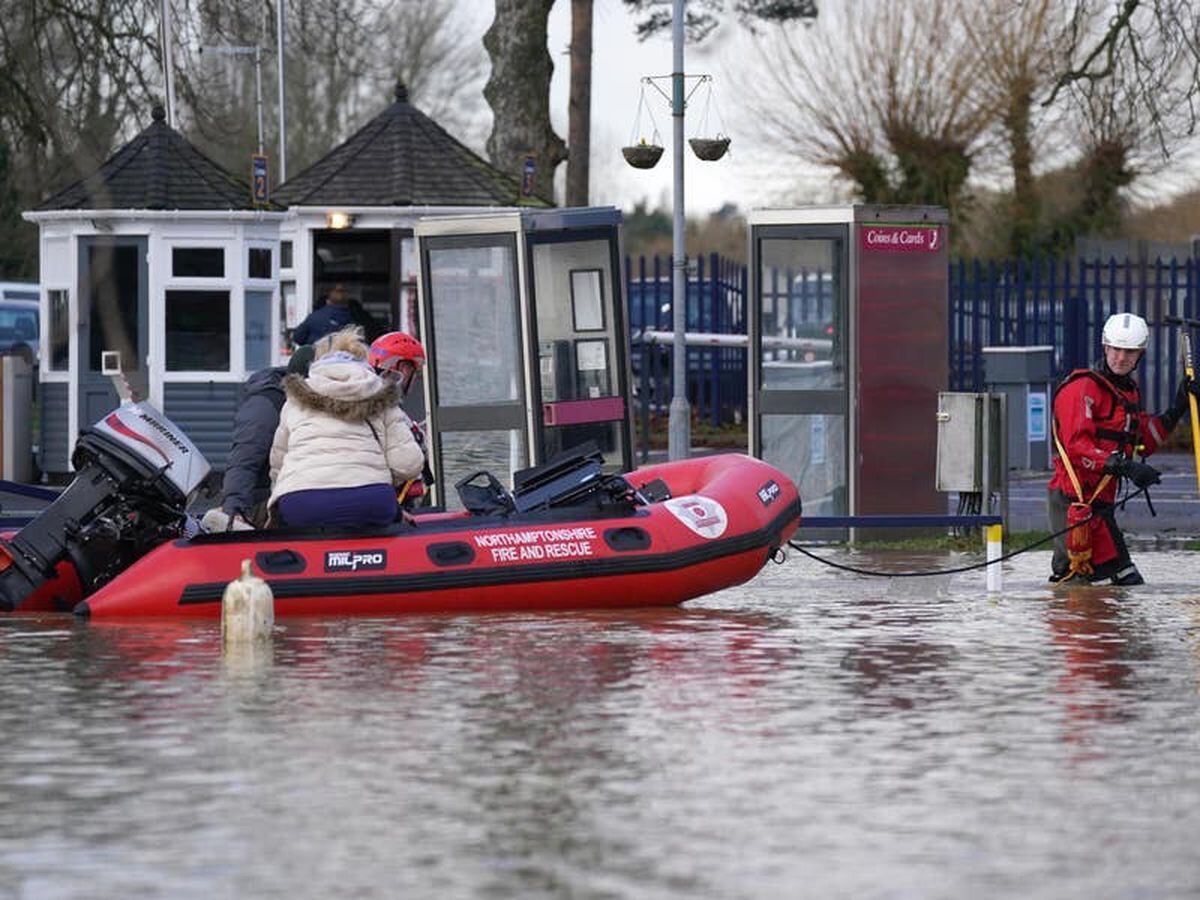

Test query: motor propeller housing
[0,402,210,612]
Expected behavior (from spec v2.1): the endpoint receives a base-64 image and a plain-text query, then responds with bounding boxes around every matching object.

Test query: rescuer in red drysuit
[1048,312,1195,585]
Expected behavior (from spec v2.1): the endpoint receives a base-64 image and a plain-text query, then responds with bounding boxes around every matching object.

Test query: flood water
[2,548,1200,898]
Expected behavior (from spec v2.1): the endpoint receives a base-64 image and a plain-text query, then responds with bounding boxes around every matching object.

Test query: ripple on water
[1,550,1199,897]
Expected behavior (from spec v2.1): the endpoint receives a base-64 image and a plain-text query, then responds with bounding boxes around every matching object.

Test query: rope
[786,484,1150,578]
[690,76,730,142]
[629,82,662,147]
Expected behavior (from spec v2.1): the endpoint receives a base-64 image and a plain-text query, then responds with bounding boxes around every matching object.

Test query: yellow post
[985,523,1003,592]
[1183,331,1200,491]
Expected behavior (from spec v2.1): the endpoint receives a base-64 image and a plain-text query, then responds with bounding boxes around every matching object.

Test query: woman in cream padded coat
[268,327,425,527]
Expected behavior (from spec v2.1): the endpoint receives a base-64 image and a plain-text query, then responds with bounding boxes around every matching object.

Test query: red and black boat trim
[160,497,800,608]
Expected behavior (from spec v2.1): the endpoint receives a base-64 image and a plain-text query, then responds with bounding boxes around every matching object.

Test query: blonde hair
[314,325,368,360]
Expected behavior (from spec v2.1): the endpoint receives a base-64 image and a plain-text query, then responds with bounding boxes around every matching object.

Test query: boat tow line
[782,484,1153,579]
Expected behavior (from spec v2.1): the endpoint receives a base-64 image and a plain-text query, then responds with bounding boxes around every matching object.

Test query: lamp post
[624,3,728,460]
[276,1,287,182]
[161,0,178,127]
[667,0,690,460]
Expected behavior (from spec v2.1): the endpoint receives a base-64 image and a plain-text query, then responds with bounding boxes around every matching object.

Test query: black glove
[1162,377,1198,430]
[1104,452,1161,488]
[1182,376,1200,406]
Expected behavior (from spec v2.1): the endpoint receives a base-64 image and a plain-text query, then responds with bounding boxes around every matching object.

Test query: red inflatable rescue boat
[0,401,799,618]
[79,453,799,618]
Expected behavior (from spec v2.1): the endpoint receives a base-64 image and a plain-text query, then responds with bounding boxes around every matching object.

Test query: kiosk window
[165,289,230,370]
[570,269,605,331]
[280,240,294,269]
[575,339,610,398]
[248,247,272,279]
[172,247,225,278]
[245,290,272,370]
[48,289,68,371]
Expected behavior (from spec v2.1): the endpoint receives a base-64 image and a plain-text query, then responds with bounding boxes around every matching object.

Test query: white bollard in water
[985,524,1003,593]
[222,559,274,643]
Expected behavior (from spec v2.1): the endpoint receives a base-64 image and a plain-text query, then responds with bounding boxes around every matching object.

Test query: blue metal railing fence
[949,256,1198,412]
[625,252,747,430]
[625,253,1199,432]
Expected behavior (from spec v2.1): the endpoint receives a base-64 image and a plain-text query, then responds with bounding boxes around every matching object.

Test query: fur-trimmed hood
[269,360,426,508]
[282,369,402,423]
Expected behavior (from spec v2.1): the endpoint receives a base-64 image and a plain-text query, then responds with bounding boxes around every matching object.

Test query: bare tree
[566,0,594,207]
[961,0,1063,256]
[483,0,565,203]
[623,0,817,42]
[1040,43,1178,250]
[0,0,491,277]
[985,0,1195,252]
[742,0,993,230]
[0,0,161,276]
[375,0,488,145]
[172,0,487,181]
[1047,0,1200,148]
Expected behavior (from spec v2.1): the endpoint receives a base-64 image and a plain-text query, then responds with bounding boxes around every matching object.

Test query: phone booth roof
[413,205,623,238]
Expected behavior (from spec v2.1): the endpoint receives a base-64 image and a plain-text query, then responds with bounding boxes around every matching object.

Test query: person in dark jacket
[292,283,383,346]
[203,345,315,530]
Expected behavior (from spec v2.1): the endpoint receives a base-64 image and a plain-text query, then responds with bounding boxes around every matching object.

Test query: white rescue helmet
[1101,312,1149,350]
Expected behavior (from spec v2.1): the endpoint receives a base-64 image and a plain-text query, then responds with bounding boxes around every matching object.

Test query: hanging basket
[689,136,731,161]
[622,144,664,169]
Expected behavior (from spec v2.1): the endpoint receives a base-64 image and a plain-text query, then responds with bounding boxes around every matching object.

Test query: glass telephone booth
[415,208,633,508]
[748,205,949,523]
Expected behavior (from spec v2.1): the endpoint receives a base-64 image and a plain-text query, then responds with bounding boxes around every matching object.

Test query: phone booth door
[419,233,531,509]
[528,232,633,472]
[750,224,850,517]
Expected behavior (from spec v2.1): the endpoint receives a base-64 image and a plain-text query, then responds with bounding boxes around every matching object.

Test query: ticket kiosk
[748,205,949,520]
[415,208,633,508]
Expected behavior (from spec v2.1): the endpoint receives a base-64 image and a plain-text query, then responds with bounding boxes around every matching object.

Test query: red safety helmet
[369,331,426,394]
[369,331,426,372]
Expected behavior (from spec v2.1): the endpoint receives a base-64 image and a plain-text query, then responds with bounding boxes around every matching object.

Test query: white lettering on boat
[474,527,597,564]
[325,549,387,572]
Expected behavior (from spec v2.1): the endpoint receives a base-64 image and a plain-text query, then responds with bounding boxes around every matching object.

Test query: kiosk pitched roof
[35,106,271,212]
[274,81,548,208]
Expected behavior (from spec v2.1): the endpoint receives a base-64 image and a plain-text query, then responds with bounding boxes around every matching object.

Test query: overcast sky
[460,1,1200,218]
[462,0,816,216]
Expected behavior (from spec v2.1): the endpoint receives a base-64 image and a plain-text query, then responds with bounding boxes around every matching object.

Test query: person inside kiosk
[267,327,424,528]
[291,282,384,346]
[1048,312,1196,585]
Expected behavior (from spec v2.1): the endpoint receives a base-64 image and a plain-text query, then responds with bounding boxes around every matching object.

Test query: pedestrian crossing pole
[985,524,1003,592]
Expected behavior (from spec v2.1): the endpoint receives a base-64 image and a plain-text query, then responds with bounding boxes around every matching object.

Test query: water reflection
[1046,586,1146,751]
[831,579,960,711]
[3,555,1200,897]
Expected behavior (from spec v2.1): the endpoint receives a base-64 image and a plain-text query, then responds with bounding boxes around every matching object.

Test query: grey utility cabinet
[982,346,1054,470]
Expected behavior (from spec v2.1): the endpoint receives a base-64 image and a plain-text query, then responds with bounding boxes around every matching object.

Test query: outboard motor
[0,401,210,611]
